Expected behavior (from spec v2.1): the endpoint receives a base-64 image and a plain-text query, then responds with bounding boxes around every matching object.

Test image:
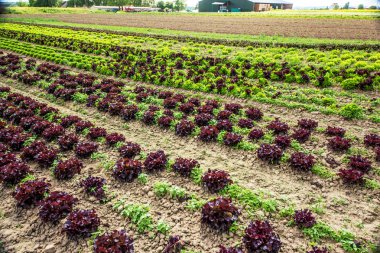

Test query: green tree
[156,0,165,10]
[164,1,173,10]
[333,3,339,9]
[358,4,364,9]
[368,5,377,9]
[343,2,349,9]
[173,0,185,11]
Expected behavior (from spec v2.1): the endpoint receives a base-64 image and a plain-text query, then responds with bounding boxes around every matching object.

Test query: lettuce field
[0,11,379,253]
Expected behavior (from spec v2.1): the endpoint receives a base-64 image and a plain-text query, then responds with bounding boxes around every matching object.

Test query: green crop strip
[0,35,378,122]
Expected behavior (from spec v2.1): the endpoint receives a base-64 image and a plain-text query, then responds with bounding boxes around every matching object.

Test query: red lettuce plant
[144,150,167,172]
[248,129,264,141]
[364,133,380,147]
[54,158,83,180]
[163,235,184,253]
[75,142,99,158]
[198,105,214,114]
[58,133,79,151]
[158,116,174,128]
[307,246,329,253]
[60,115,81,128]
[35,148,58,167]
[293,209,316,228]
[87,127,107,140]
[201,197,240,231]
[217,110,233,120]
[188,98,200,107]
[348,155,372,173]
[142,110,156,125]
[199,126,219,142]
[158,91,173,99]
[338,169,364,184]
[39,191,78,223]
[298,119,318,130]
[375,147,380,162]
[163,98,178,109]
[42,124,65,141]
[118,142,141,158]
[325,126,346,137]
[205,100,219,109]
[238,119,254,129]
[122,105,139,120]
[328,137,351,151]
[20,141,47,161]
[75,120,94,133]
[113,158,142,182]
[63,209,100,237]
[243,220,281,253]
[274,135,291,149]
[257,144,283,163]
[289,152,315,171]
[224,132,243,146]
[225,103,242,114]
[245,107,263,121]
[175,120,195,136]
[292,128,311,143]
[9,134,29,151]
[267,119,289,134]
[80,176,106,201]
[179,102,195,114]
[94,230,134,253]
[195,113,213,126]
[219,246,243,253]
[106,133,125,146]
[201,169,232,193]
[172,158,199,177]
[31,120,51,135]
[216,119,233,132]
[13,179,51,207]
[0,161,30,184]
[0,143,7,153]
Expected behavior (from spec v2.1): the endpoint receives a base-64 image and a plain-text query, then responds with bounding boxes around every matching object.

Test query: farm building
[198,0,293,12]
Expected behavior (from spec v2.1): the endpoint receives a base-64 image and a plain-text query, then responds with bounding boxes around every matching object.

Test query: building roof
[249,0,292,4]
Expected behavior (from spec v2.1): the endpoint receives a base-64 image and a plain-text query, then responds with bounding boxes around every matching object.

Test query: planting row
[0,88,372,252]
[8,21,380,51]
[0,52,379,189]
[1,23,380,94]
[0,36,378,123]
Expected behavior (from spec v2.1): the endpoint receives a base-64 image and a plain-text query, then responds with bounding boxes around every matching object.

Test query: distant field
[4,12,380,40]
[5,7,380,19]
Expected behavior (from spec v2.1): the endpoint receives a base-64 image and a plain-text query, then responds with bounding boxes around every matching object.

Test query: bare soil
[4,13,380,40]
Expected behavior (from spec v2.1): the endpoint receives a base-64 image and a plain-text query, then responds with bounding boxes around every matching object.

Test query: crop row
[0,35,378,123]
[8,21,380,51]
[0,88,374,252]
[1,23,379,94]
[1,52,379,189]
[0,89,309,252]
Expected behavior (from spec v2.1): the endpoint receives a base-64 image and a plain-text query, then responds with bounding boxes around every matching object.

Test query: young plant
[13,179,50,207]
[94,230,134,253]
[172,158,200,177]
[54,158,83,180]
[201,169,233,193]
[39,191,78,223]
[144,150,167,172]
[113,158,142,182]
[242,220,281,253]
[294,209,316,228]
[201,197,240,231]
[257,144,283,163]
[63,209,100,238]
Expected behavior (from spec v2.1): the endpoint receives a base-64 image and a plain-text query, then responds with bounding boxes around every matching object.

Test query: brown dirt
[0,74,379,252]
[4,13,380,40]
